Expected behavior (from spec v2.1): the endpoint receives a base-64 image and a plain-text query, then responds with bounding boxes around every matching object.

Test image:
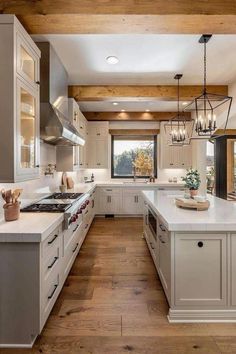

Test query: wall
[82,120,187,183]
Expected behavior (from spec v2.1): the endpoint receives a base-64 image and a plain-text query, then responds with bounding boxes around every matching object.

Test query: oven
[147,206,157,241]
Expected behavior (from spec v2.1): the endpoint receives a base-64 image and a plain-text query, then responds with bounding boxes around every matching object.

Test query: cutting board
[175,197,210,211]
[66,176,74,190]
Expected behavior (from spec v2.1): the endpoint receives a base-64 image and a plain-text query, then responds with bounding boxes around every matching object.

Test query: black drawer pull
[198,241,204,248]
[158,235,166,244]
[47,234,58,245]
[72,243,79,253]
[150,242,155,250]
[84,210,88,215]
[159,224,166,232]
[85,223,89,229]
[48,284,58,299]
[48,256,58,269]
[73,224,79,233]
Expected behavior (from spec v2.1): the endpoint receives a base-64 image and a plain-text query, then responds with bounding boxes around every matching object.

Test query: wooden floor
[3,217,236,354]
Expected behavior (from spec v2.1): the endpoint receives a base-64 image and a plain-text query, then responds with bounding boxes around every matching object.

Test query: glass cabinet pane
[20,88,36,169]
[20,45,35,82]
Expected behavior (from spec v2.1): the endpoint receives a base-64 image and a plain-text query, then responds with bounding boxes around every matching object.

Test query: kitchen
[1,3,236,353]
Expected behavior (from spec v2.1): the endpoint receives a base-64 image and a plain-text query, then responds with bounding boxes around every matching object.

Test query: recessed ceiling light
[106,56,119,65]
[113,102,119,106]
[145,109,150,112]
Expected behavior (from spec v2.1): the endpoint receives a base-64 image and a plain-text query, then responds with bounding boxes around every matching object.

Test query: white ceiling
[33,34,236,86]
[78,101,189,112]
[32,34,236,112]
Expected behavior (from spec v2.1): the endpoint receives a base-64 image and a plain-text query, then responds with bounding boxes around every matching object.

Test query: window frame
[111,135,157,179]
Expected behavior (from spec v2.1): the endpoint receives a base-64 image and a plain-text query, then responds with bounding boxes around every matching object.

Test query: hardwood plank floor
[2,217,236,354]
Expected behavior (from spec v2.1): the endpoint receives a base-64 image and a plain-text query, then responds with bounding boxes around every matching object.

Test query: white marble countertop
[142,190,236,232]
[0,181,184,242]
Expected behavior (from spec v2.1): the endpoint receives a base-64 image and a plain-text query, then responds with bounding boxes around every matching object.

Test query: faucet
[133,166,137,182]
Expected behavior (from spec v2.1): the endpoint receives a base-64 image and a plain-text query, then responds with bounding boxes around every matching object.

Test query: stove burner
[46,193,83,200]
[21,203,71,213]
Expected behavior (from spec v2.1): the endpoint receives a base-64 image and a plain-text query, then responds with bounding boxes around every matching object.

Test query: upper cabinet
[87,122,109,169]
[16,32,40,89]
[0,15,41,182]
[160,122,192,169]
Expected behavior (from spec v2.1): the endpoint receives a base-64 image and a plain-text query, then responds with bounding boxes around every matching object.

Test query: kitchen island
[142,190,236,322]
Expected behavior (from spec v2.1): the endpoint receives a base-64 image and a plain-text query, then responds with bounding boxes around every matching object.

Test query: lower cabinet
[174,233,227,306]
[122,189,144,215]
[97,188,122,214]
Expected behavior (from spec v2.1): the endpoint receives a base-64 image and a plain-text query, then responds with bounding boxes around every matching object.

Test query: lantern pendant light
[169,74,187,145]
[185,34,233,138]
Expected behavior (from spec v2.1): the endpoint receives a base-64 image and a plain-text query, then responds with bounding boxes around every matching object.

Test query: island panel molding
[68,85,228,102]
[84,112,191,122]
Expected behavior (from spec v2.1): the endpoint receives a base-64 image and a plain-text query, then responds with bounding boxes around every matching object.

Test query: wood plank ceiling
[1,0,236,34]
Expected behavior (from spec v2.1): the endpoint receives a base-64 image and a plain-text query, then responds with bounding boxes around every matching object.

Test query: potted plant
[182,168,201,197]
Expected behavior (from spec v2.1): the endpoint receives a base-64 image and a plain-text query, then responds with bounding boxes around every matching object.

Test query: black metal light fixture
[165,74,191,145]
[170,74,186,144]
[184,34,233,138]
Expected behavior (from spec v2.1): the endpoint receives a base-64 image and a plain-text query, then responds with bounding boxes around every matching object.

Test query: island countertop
[142,190,236,232]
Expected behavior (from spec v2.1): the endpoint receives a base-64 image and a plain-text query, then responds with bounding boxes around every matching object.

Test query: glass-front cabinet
[16,79,40,179]
[16,33,40,89]
[0,15,41,182]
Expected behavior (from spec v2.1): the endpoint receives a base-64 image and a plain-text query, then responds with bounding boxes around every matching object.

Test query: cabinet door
[122,191,138,214]
[16,33,40,89]
[95,138,108,168]
[79,145,86,169]
[98,189,121,214]
[158,228,171,299]
[175,233,227,306]
[16,78,40,180]
[87,139,96,168]
[231,235,236,306]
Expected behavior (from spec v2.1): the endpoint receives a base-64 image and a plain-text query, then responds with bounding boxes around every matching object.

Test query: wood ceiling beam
[69,85,228,102]
[83,112,191,122]
[2,1,236,34]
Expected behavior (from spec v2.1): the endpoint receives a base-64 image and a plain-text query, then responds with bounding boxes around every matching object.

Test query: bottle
[91,173,94,182]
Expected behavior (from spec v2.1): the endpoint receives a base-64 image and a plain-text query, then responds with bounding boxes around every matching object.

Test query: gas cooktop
[46,193,83,200]
[21,192,84,213]
[21,203,71,213]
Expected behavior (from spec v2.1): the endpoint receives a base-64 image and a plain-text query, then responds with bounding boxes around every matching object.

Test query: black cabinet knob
[198,241,204,248]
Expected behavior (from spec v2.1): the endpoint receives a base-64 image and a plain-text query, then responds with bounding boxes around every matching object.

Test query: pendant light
[165,74,191,146]
[184,34,233,138]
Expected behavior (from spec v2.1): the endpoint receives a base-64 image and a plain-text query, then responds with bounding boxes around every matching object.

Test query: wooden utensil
[66,176,74,190]
[13,188,23,203]
[1,189,6,202]
[62,172,67,187]
[5,190,12,204]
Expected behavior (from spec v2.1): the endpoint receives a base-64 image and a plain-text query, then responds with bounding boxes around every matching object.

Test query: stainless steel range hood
[36,42,85,146]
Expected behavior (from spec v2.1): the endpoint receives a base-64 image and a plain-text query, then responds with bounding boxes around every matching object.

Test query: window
[111,135,157,178]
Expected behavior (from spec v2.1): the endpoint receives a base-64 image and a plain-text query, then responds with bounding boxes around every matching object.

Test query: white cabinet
[87,137,108,169]
[97,188,122,214]
[88,121,109,137]
[0,15,41,182]
[160,122,192,169]
[157,222,171,301]
[87,122,109,169]
[231,234,236,306]
[122,189,143,215]
[174,233,227,306]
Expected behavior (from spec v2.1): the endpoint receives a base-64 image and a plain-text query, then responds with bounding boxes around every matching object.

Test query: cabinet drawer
[42,224,62,259]
[42,244,60,282]
[175,233,227,306]
[41,272,60,329]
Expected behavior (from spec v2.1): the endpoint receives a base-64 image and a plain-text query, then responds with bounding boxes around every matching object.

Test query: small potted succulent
[182,168,201,197]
